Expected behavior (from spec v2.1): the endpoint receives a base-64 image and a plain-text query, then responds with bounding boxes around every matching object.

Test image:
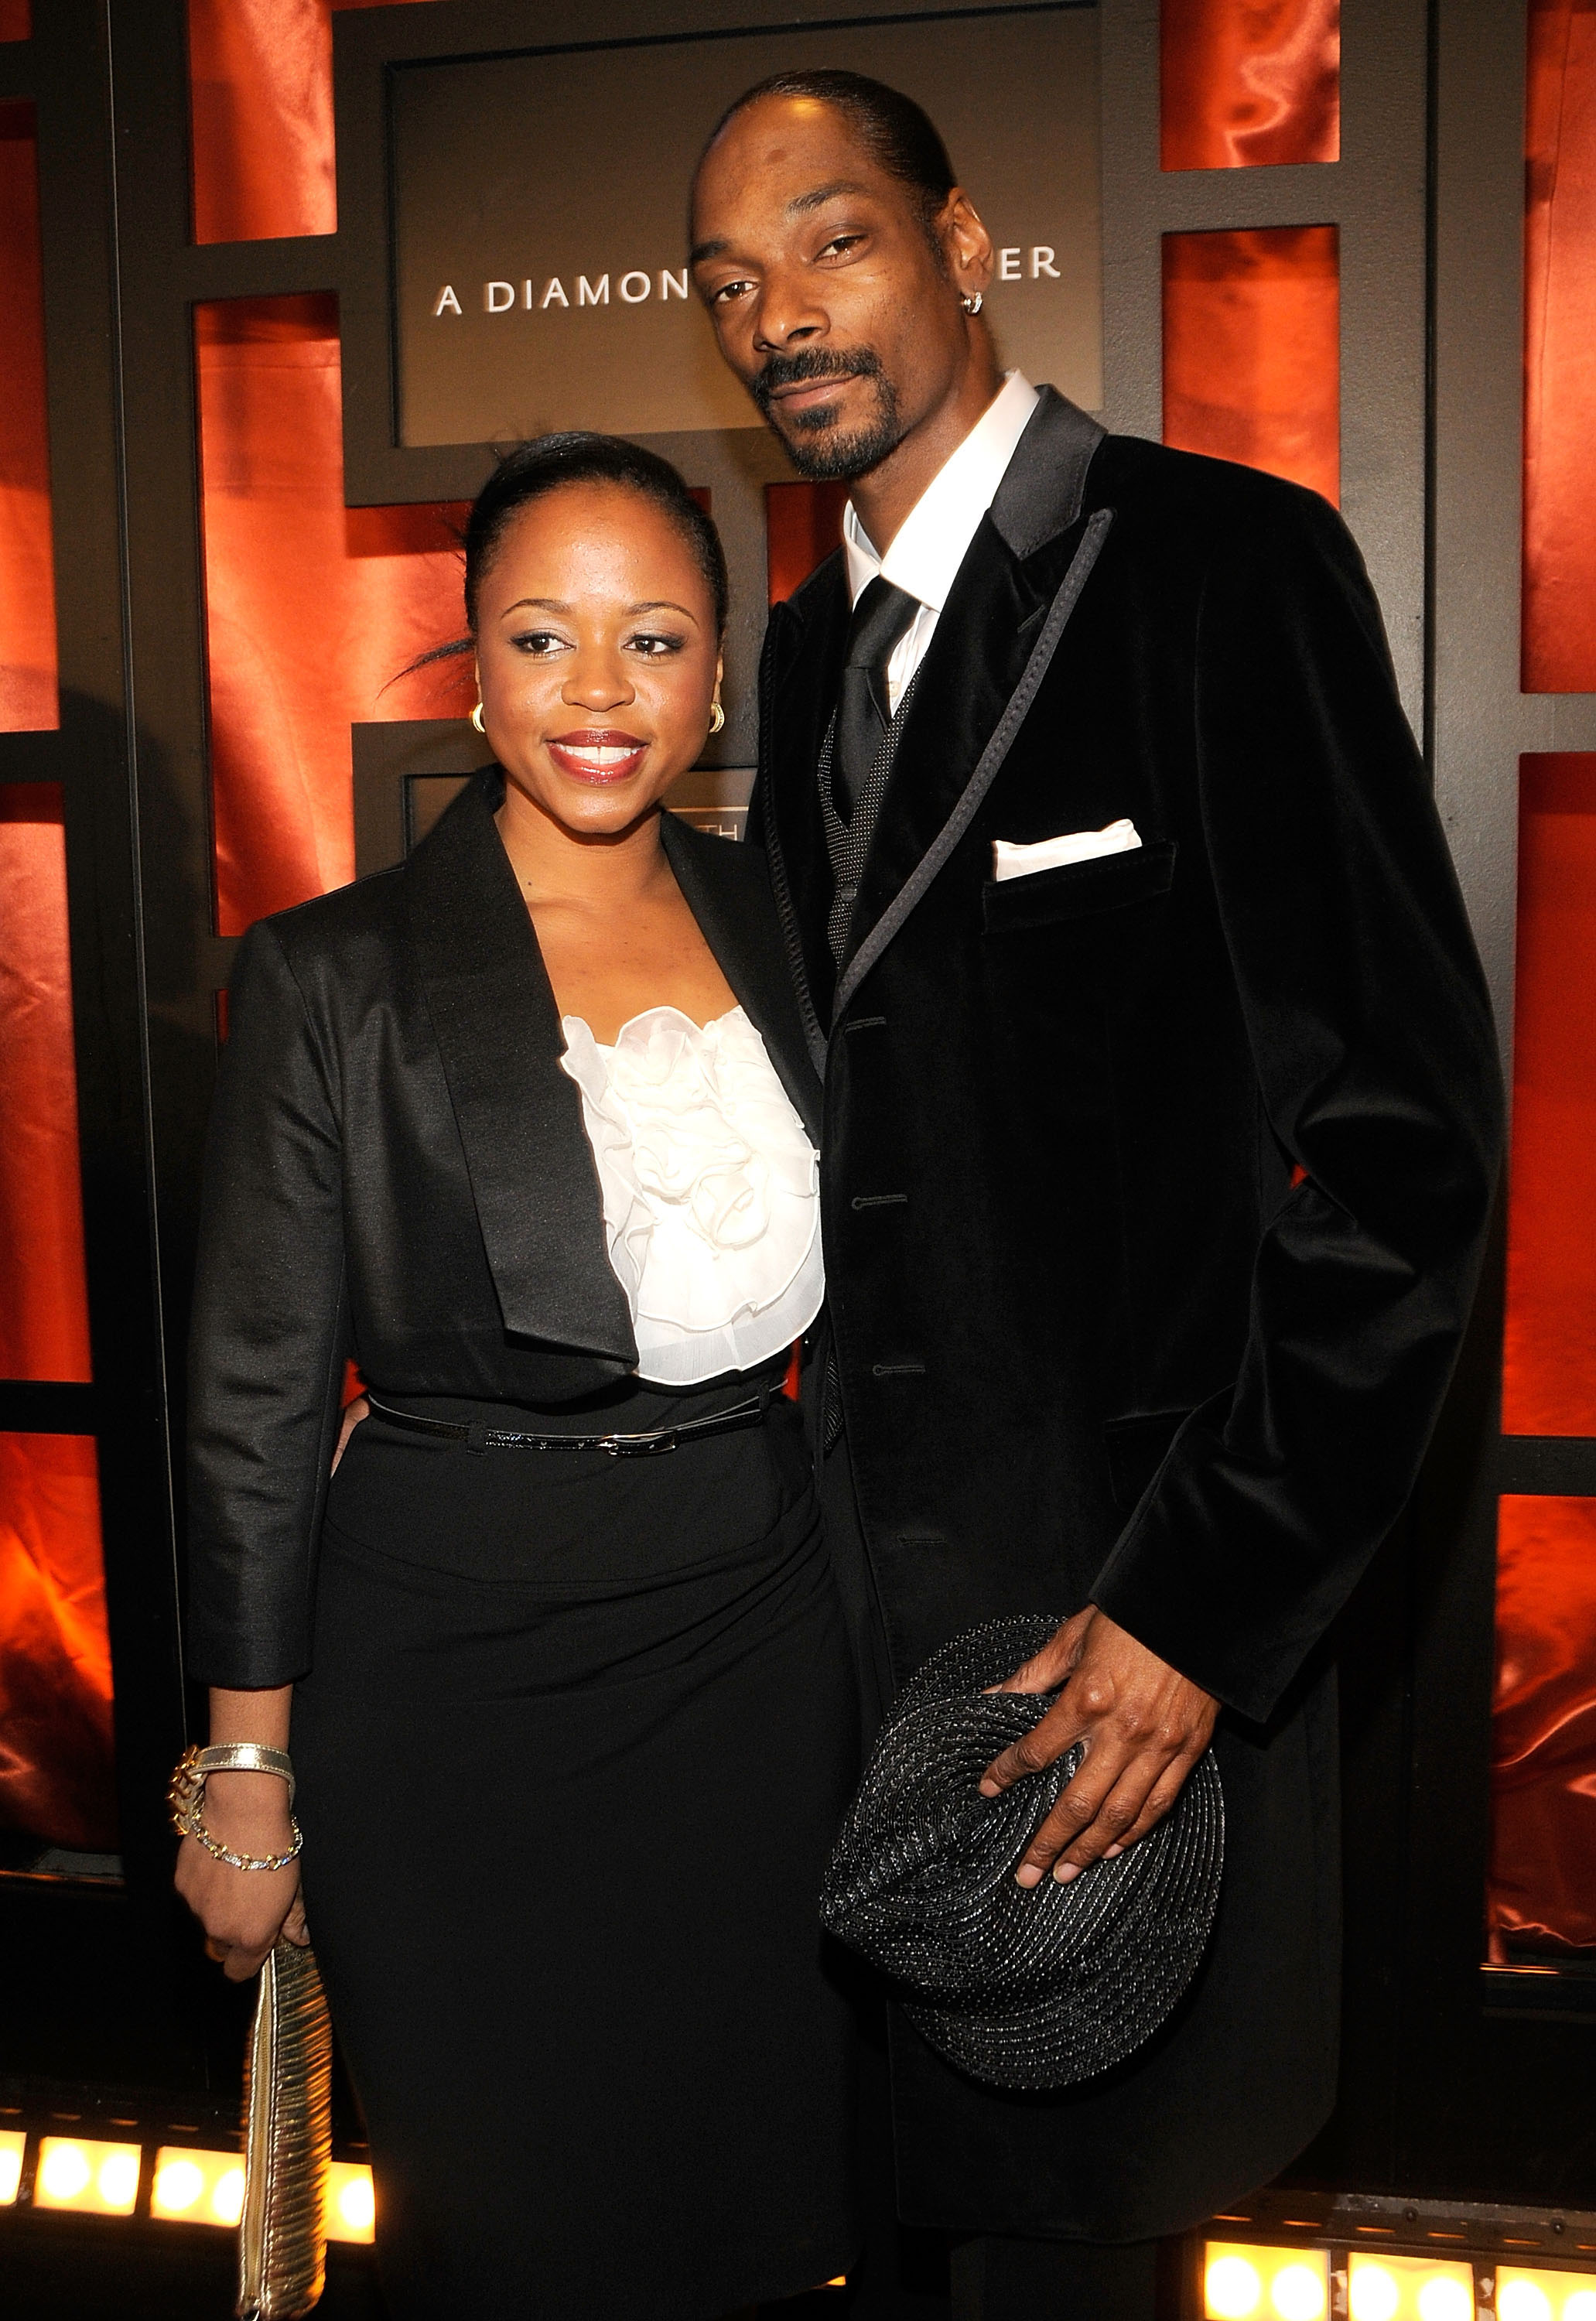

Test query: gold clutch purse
[238,1936,333,2320]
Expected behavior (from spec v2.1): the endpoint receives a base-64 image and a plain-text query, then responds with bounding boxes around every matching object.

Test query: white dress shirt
[842,370,1041,714]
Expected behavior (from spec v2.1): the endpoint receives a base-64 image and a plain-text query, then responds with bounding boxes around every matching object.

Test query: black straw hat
[820,1616,1225,2090]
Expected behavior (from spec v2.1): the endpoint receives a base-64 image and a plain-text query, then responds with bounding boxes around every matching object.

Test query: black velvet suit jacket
[186,774,821,1691]
[754,389,1502,2237]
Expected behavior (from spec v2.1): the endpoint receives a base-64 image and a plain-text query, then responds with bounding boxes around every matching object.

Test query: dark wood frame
[4,0,1594,2220]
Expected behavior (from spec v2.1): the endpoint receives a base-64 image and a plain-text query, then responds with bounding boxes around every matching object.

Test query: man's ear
[944,188,995,299]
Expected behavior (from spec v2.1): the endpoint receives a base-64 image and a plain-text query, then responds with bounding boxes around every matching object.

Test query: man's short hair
[699,68,957,242]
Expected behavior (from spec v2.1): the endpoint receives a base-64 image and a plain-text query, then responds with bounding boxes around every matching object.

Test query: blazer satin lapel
[833,390,1110,1022]
[406,771,638,1363]
[661,813,824,1145]
[760,556,850,1047]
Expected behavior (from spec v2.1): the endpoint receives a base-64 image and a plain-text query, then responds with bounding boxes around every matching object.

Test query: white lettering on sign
[435,241,1067,322]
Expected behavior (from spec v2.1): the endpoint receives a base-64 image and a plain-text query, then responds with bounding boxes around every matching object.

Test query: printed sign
[391,6,1102,446]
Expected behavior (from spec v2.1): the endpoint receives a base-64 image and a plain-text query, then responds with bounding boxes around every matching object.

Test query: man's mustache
[751,346,887,418]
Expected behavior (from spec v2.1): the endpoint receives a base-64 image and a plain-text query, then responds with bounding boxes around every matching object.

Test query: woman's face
[474,481,723,840]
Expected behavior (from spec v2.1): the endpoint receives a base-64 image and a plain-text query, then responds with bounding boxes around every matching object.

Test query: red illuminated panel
[195,295,473,933]
[0,103,58,731]
[1161,0,1339,171]
[1489,1495,1596,1956]
[1502,756,1596,1434]
[0,787,91,1383]
[0,1434,114,1850]
[0,2,29,39]
[766,482,851,604]
[1162,226,1339,504]
[189,0,429,243]
[1523,0,1596,692]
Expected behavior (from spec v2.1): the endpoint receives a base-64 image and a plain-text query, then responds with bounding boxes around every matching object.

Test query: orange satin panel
[0,787,91,1383]
[1162,226,1340,505]
[1489,1495,1596,1955]
[1160,0,1339,170]
[0,1433,114,1850]
[1523,0,1596,693]
[1502,756,1596,1434]
[0,2,29,41]
[188,0,429,243]
[766,482,851,604]
[0,103,59,732]
[195,295,472,932]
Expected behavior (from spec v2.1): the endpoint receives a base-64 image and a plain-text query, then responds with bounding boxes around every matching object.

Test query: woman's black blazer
[185,769,822,1691]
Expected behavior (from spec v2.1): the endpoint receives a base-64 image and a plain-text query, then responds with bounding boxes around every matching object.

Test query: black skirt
[291,1377,860,2319]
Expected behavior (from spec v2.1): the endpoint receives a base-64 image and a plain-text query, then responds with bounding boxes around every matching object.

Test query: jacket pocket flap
[982,840,1176,933]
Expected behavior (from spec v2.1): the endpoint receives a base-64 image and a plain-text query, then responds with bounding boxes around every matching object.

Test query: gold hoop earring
[470,700,486,734]
[708,700,725,735]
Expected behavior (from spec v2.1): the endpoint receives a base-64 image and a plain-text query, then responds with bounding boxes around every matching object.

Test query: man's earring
[708,700,726,735]
[961,291,983,316]
[470,700,486,734]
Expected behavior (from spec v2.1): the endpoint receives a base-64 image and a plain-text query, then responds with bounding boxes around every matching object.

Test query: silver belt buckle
[600,1427,679,1458]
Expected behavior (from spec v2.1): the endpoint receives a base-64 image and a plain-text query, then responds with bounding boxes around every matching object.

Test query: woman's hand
[332,1393,368,1474]
[174,1769,308,1982]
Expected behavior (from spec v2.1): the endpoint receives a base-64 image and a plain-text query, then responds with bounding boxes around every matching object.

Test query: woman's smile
[546,726,649,783]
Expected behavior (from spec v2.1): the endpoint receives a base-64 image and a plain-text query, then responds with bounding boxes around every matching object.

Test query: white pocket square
[992,819,1142,882]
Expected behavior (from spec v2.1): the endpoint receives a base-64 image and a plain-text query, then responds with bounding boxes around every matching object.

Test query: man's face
[691,97,976,482]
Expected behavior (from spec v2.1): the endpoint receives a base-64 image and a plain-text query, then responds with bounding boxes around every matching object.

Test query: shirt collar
[842,371,1041,611]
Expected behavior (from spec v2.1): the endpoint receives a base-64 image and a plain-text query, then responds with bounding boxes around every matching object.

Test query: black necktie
[832,577,920,822]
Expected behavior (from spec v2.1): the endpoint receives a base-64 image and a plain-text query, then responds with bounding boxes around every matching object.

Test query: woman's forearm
[208,1684,292,1749]
[204,1686,296,1837]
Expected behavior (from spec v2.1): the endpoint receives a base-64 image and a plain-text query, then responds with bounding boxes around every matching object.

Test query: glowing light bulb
[153,2157,204,2215]
[1350,2265,1401,2321]
[97,2149,139,2207]
[1208,2254,1264,2319]
[338,2172,375,2233]
[1500,2286,1553,2321]
[39,2142,91,2201]
[1417,2275,1472,2321]
[0,2142,22,2205]
[211,2166,245,2225]
[1273,2261,1328,2320]
[1563,2293,1596,2321]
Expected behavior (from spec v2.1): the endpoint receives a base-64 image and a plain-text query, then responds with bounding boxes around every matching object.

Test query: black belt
[364,1389,776,1458]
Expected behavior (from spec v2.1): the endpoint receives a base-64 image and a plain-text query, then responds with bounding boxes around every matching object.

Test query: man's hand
[979,1607,1219,1888]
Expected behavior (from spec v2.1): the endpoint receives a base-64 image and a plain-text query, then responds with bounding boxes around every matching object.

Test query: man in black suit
[691,70,1501,2319]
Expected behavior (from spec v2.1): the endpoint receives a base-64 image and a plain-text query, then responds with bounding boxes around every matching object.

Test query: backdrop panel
[1161,224,1340,503]
[391,8,1102,446]
[1160,0,1340,170]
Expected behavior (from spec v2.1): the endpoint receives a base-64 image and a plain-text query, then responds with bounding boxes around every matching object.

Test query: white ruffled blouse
[559,1004,824,1386]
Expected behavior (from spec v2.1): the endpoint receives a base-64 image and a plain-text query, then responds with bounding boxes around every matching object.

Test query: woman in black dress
[175,436,858,2317]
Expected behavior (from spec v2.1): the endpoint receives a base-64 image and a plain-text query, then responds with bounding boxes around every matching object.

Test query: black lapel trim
[405,770,637,1363]
[832,508,1115,1021]
[989,387,1106,559]
[661,812,823,1145]
[761,563,851,1038]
